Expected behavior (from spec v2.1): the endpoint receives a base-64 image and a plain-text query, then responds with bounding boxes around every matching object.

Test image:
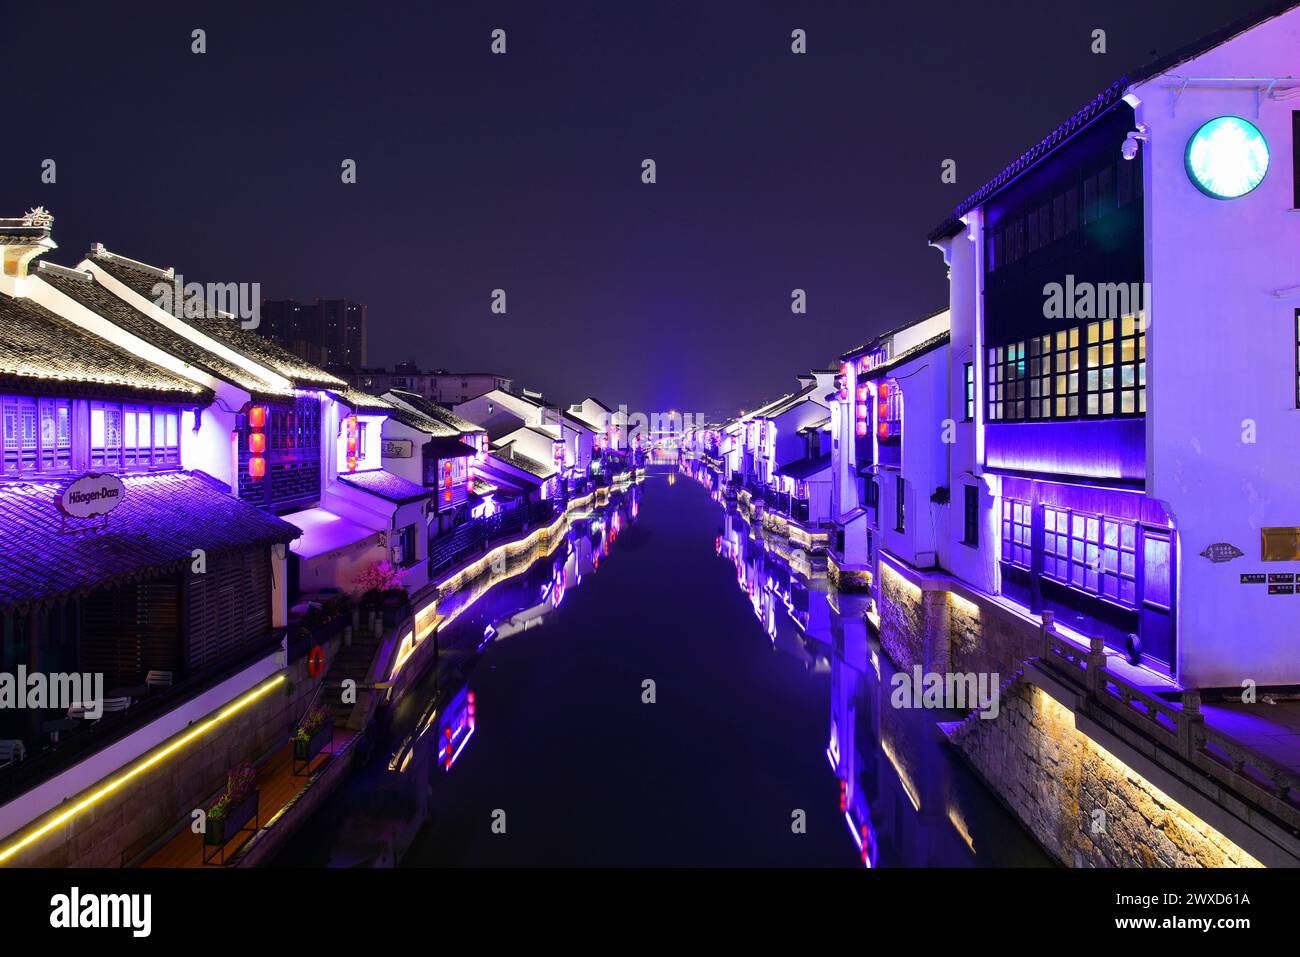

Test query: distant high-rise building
[260,298,368,368]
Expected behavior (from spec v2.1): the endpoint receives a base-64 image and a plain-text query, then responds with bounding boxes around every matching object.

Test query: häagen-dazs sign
[57,473,125,519]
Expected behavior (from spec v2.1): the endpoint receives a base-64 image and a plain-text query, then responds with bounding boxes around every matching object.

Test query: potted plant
[293,704,333,773]
[204,763,258,859]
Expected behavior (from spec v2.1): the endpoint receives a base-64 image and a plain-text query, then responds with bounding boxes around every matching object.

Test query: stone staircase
[320,621,387,730]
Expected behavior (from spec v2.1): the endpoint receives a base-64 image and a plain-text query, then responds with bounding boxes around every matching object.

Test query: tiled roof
[857,332,951,380]
[388,390,484,435]
[774,453,832,481]
[798,416,831,433]
[493,445,555,479]
[90,249,345,389]
[928,0,1300,241]
[0,292,210,401]
[35,264,292,398]
[337,469,432,504]
[0,470,300,615]
[329,387,396,415]
[756,384,817,420]
[840,306,950,361]
[388,404,459,438]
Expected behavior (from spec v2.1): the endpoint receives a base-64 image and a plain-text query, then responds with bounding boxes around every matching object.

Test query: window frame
[1000,498,1032,569]
[963,362,974,421]
[90,400,181,472]
[962,484,979,547]
[895,474,905,533]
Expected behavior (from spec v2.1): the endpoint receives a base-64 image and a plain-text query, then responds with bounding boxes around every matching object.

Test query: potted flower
[203,763,259,859]
[293,704,333,773]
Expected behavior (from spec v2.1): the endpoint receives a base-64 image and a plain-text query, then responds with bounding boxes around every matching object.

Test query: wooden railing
[1036,611,1300,833]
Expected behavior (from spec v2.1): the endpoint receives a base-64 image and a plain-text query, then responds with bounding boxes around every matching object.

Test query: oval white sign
[57,473,125,519]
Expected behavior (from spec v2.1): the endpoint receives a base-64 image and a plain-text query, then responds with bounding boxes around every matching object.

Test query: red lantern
[249,455,266,479]
[856,422,868,437]
[248,405,267,429]
[878,383,889,401]
[248,432,266,454]
[344,416,359,472]
[878,422,889,441]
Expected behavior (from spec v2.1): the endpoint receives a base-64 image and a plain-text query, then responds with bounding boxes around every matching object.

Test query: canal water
[275,470,1049,867]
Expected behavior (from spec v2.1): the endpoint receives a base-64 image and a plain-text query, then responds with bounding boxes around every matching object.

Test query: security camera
[1121,127,1148,161]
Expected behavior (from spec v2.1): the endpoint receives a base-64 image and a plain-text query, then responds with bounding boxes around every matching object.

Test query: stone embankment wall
[949,679,1262,868]
[875,558,1262,868]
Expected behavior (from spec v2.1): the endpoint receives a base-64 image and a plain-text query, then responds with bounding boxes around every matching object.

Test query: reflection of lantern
[249,455,266,479]
[248,405,267,429]
[248,432,266,454]
[856,422,868,437]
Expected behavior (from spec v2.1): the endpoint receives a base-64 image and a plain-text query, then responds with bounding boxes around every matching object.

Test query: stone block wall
[951,679,1262,868]
[878,565,948,673]
[947,593,1039,679]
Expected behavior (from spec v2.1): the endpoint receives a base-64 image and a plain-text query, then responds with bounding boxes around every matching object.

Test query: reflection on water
[273,483,643,867]
[277,474,1047,867]
[716,503,1048,867]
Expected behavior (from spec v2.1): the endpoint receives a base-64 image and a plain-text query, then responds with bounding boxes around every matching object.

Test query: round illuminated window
[1184,116,1269,199]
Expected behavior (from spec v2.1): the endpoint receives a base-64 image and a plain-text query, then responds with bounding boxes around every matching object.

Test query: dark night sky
[0,0,1261,416]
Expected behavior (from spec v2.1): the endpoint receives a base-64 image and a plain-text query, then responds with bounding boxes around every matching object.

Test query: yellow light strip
[0,673,286,865]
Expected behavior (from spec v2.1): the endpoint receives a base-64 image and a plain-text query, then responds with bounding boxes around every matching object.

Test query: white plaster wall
[933,226,999,594]
[879,345,950,568]
[1134,6,1300,685]
[381,418,427,485]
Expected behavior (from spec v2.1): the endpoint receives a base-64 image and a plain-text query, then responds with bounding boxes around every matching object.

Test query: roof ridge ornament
[23,207,53,228]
